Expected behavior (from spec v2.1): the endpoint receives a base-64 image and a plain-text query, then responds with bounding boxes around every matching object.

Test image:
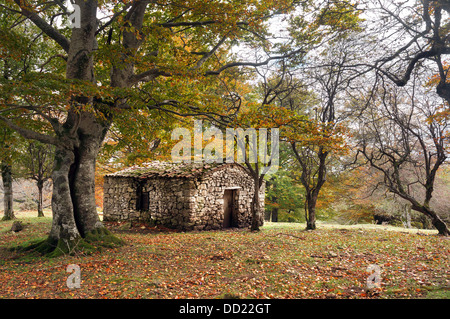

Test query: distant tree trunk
[271,208,278,222]
[21,141,54,218]
[292,143,328,231]
[270,191,278,222]
[37,179,44,217]
[420,215,432,229]
[305,194,318,230]
[251,176,261,231]
[1,161,14,220]
[404,205,411,229]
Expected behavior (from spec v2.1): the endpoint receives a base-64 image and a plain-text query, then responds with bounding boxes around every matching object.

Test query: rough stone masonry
[103,161,264,231]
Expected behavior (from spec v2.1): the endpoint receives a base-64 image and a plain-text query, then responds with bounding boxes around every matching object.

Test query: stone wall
[103,176,139,221]
[140,178,195,229]
[103,163,265,231]
[191,164,264,230]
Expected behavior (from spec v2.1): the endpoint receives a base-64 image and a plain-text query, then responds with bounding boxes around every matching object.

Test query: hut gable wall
[192,164,255,230]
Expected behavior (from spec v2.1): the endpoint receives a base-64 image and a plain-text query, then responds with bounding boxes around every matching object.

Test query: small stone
[11,221,23,232]
[328,251,338,257]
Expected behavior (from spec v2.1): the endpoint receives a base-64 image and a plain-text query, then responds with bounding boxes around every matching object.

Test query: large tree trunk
[292,143,328,231]
[1,162,14,220]
[29,0,123,255]
[430,215,449,236]
[34,129,121,255]
[48,147,81,246]
[71,117,110,236]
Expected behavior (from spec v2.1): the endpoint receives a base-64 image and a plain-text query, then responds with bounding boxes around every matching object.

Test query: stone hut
[102,161,264,231]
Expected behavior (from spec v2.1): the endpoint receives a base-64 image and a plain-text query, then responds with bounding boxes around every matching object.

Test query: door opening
[223,189,236,228]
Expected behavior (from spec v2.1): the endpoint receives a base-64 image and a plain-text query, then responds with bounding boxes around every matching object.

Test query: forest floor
[0,211,448,299]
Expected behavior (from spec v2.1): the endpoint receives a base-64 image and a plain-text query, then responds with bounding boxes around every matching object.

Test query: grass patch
[422,286,450,299]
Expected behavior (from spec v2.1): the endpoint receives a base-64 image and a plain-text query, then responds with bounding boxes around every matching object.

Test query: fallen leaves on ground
[0,219,448,299]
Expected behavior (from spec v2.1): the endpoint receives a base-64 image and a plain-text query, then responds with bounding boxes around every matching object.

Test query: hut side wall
[140,178,196,229]
[103,176,140,221]
[103,176,195,227]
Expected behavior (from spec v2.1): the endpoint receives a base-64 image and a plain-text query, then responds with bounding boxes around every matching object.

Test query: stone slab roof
[105,161,245,179]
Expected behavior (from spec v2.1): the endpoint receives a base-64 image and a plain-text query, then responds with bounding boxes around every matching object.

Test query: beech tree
[232,108,282,232]
[355,77,450,235]
[366,0,450,104]
[289,40,356,230]
[0,0,307,254]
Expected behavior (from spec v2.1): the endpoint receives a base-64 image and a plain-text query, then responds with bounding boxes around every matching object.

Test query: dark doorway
[140,192,150,211]
[136,184,150,211]
[223,189,236,228]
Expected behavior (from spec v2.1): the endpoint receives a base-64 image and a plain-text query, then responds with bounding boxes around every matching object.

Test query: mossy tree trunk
[47,147,81,247]
[33,129,123,256]
[30,1,123,255]
[70,117,111,237]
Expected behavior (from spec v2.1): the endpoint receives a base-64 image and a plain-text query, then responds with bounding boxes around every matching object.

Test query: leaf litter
[0,220,448,299]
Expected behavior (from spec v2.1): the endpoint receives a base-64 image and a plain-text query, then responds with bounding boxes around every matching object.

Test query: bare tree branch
[13,0,70,52]
[205,49,304,76]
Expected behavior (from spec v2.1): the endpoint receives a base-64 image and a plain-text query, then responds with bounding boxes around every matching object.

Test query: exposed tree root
[20,227,125,257]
